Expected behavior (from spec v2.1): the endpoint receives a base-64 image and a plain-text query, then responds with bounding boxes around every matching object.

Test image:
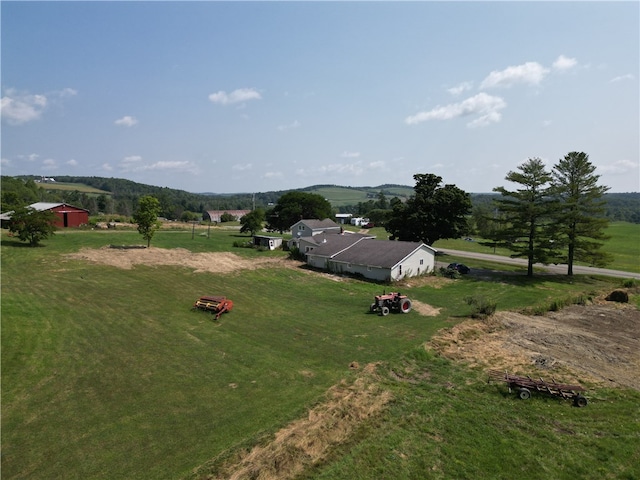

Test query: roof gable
[305,233,373,256]
[291,218,340,231]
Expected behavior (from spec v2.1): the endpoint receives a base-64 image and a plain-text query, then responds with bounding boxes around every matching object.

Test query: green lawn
[2,228,638,479]
[433,221,640,274]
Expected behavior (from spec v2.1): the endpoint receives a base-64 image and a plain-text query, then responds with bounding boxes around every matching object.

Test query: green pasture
[307,186,413,207]
[433,221,640,274]
[37,182,112,195]
[2,227,638,479]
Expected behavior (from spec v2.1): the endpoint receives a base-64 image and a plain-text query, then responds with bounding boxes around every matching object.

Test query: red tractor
[370,291,412,316]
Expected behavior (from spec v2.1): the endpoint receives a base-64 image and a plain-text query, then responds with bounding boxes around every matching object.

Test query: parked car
[447,263,470,274]
[363,222,375,228]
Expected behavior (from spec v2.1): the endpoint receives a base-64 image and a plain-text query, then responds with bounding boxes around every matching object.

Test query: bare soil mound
[429,302,640,390]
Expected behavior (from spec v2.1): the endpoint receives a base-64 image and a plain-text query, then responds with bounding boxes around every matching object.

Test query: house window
[420,259,424,265]
[298,225,305,231]
[399,265,402,275]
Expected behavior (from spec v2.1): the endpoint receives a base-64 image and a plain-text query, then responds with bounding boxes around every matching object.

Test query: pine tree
[551,152,611,275]
[493,158,558,277]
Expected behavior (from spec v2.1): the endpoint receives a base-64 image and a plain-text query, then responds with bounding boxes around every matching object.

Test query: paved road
[436,248,640,280]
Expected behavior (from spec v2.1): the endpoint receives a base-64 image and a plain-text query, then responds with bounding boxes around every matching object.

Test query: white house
[306,239,437,282]
[288,218,343,250]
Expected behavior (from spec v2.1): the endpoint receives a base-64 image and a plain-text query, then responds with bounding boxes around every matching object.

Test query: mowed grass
[434,221,640,274]
[2,228,638,479]
[37,182,112,195]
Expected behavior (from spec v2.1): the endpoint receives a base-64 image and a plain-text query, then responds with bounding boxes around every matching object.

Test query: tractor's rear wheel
[400,298,412,313]
[381,306,390,316]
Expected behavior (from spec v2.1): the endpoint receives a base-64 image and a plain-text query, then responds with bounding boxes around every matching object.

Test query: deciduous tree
[133,195,161,247]
[267,192,333,233]
[551,152,612,275]
[385,173,471,246]
[7,206,57,246]
[240,208,266,236]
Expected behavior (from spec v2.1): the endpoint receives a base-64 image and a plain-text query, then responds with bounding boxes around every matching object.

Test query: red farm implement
[488,370,588,407]
[192,296,233,320]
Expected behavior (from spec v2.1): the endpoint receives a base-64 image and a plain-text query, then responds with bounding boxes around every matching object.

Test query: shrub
[465,296,497,319]
[605,290,629,303]
[288,247,305,261]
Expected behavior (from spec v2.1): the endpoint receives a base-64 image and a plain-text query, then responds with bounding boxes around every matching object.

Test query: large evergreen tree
[492,158,558,277]
[551,152,611,275]
[385,173,471,246]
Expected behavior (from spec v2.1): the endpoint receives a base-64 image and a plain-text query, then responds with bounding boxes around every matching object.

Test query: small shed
[253,235,283,250]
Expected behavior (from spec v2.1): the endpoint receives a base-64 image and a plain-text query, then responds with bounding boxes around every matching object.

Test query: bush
[465,296,497,319]
[288,247,305,261]
[606,290,629,303]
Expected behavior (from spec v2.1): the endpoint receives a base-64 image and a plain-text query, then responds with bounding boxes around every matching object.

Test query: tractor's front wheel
[400,298,412,313]
[381,306,390,316]
[370,303,377,313]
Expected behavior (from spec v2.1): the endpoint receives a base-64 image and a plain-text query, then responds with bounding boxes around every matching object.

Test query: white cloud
[1,87,77,125]
[232,163,253,171]
[66,159,78,166]
[552,55,578,71]
[59,88,78,98]
[405,92,506,127]
[263,171,283,178]
[480,62,549,89]
[114,115,138,127]
[597,159,638,174]
[277,120,301,131]
[341,151,361,158]
[448,81,473,95]
[208,88,262,105]
[1,90,48,125]
[42,158,57,170]
[134,160,199,174]
[1,158,10,166]
[122,155,142,163]
[610,74,635,83]
[368,161,384,169]
[102,163,113,172]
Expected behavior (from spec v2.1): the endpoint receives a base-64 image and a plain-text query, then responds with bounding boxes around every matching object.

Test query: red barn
[29,202,89,228]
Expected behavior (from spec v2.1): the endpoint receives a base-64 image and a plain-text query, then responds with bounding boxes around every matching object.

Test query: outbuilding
[1,202,89,228]
[306,239,437,282]
[253,235,283,251]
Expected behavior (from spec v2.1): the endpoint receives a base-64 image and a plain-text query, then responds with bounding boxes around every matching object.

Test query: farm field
[36,182,112,196]
[2,227,639,479]
[432,221,640,274]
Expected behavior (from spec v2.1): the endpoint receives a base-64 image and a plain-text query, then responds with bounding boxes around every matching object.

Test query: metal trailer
[488,370,588,407]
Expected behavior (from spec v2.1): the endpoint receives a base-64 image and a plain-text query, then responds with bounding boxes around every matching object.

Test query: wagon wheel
[381,306,390,316]
[518,388,531,400]
[399,298,412,313]
[574,395,588,407]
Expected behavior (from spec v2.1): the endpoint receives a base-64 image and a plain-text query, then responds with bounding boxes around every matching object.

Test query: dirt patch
[65,247,292,274]
[200,369,391,480]
[411,300,441,317]
[428,301,640,390]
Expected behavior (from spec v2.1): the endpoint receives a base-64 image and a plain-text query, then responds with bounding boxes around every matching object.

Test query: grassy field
[432,221,640,274]
[2,227,639,479]
[36,182,112,195]
[306,186,413,207]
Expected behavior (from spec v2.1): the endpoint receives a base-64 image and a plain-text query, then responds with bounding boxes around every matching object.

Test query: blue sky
[2,1,638,194]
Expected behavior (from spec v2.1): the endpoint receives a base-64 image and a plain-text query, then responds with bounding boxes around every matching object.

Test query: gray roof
[305,233,373,256]
[331,240,434,269]
[296,219,340,230]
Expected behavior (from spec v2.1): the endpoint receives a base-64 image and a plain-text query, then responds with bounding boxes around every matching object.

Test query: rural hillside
[3,175,640,224]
